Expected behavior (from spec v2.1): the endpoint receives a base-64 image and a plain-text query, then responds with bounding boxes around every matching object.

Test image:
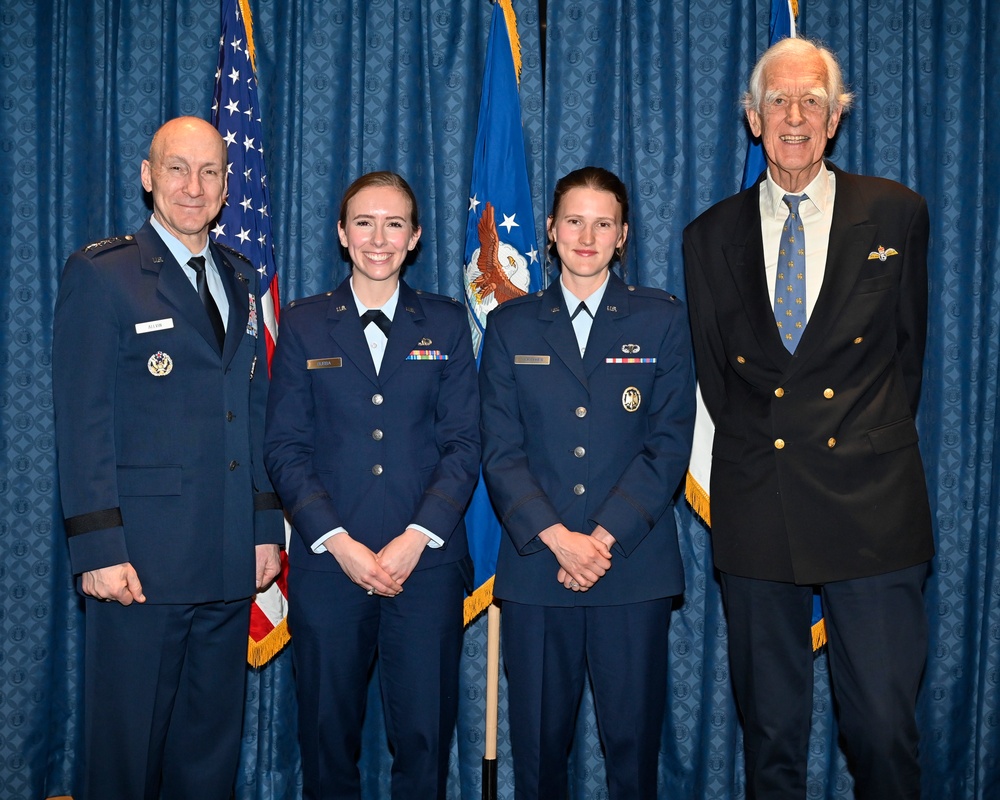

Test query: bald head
[141,117,229,253]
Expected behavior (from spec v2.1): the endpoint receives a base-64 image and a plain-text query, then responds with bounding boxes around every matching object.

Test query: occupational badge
[147,351,173,377]
[622,343,640,354]
[418,337,433,347]
[867,245,899,261]
[622,386,641,413]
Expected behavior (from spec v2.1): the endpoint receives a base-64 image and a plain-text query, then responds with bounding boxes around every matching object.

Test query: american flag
[210,0,289,667]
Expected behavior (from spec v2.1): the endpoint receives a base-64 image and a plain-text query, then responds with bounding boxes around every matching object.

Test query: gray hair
[742,38,854,118]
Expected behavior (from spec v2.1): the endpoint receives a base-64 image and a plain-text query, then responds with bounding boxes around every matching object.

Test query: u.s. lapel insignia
[622,386,641,413]
[622,343,640,354]
[336,305,348,313]
[867,245,899,261]
[418,337,432,347]
[152,256,164,263]
[147,351,173,377]
[236,272,249,284]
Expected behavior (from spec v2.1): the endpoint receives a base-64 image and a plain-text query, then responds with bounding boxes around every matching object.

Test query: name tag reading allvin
[307,357,342,370]
[135,318,174,334]
[514,355,550,365]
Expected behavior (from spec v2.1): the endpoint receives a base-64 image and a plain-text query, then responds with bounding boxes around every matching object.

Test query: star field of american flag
[210,0,279,364]
[209,0,288,666]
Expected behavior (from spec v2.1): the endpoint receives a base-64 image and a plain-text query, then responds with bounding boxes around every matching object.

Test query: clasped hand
[539,523,615,592]
[325,528,429,596]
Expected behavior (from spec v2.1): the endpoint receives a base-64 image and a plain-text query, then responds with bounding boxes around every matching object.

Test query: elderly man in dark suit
[53,116,284,800]
[684,38,932,800]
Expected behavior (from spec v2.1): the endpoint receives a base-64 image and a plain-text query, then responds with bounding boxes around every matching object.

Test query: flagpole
[481,602,500,800]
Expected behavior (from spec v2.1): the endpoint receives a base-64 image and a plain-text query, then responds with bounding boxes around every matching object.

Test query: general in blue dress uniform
[480,167,695,799]
[264,172,480,800]
[53,117,284,800]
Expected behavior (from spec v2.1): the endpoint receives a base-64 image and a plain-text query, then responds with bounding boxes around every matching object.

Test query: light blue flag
[462,0,542,624]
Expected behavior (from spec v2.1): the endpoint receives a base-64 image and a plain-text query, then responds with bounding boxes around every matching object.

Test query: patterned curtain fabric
[1,1,997,798]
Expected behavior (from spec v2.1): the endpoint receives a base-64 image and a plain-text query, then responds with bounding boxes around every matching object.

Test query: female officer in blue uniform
[264,171,480,799]
[479,167,695,799]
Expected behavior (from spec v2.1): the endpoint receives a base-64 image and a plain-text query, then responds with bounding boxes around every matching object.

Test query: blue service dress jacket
[480,273,696,607]
[264,277,480,571]
[53,220,284,603]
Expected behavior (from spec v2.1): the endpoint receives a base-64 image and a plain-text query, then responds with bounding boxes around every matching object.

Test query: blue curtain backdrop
[0,1,997,798]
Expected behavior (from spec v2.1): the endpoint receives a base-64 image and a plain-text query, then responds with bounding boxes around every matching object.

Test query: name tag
[514,355,550,365]
[307,358,342,370]
[135,318,174,334]
[605,358,657,364]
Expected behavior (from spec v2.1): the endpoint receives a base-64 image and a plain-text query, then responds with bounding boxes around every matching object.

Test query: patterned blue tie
[774,194,807,352]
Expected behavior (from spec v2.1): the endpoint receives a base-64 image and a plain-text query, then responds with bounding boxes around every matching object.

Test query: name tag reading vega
[307,358,342,370]
[514,355,551,365]
[135,318,174,334]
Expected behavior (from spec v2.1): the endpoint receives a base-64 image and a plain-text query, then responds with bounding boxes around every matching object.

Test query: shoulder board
[499,290,542,309]
[626,285,681,304]
[82,234,135,255]
[213,241,252,264]
[414,289,461,305]
[286,291,335,310]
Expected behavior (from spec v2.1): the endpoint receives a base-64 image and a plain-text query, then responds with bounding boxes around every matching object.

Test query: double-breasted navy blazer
[683,163,934,584]
[480,274,696,607]
[53,220,284,604]
[264,277,480,570]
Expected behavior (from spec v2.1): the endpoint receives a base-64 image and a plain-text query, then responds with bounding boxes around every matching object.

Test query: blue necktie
[774,194,807,352]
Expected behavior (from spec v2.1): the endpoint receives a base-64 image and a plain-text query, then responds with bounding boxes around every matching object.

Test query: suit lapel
[723,189,794,369]
[136,224,223,356]
[540,284,589,389]
[326,278,380,386]
[582,275,628,376]
[790,167,876,368]
[377,282,425,384]
[212,243,250,368]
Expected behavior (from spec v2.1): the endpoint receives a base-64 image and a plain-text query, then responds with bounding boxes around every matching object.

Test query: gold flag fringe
[247,616,290,668]
[464,575,495,626]
[685,470,711,528]
[812,617,827,651]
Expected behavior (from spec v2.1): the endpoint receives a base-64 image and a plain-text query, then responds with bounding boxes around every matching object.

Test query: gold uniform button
[827,438,837,448]
[575,406,587,418]
[737,356,746,364]
[853,337,863,344]
[823,388,834,399]
[573,484,586,496]
[372,394,384,405]
[774,439,785,450]
[372,429,383,441]
[774,387,784,398]
[372,464,384,476]
[573,446,586,458]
